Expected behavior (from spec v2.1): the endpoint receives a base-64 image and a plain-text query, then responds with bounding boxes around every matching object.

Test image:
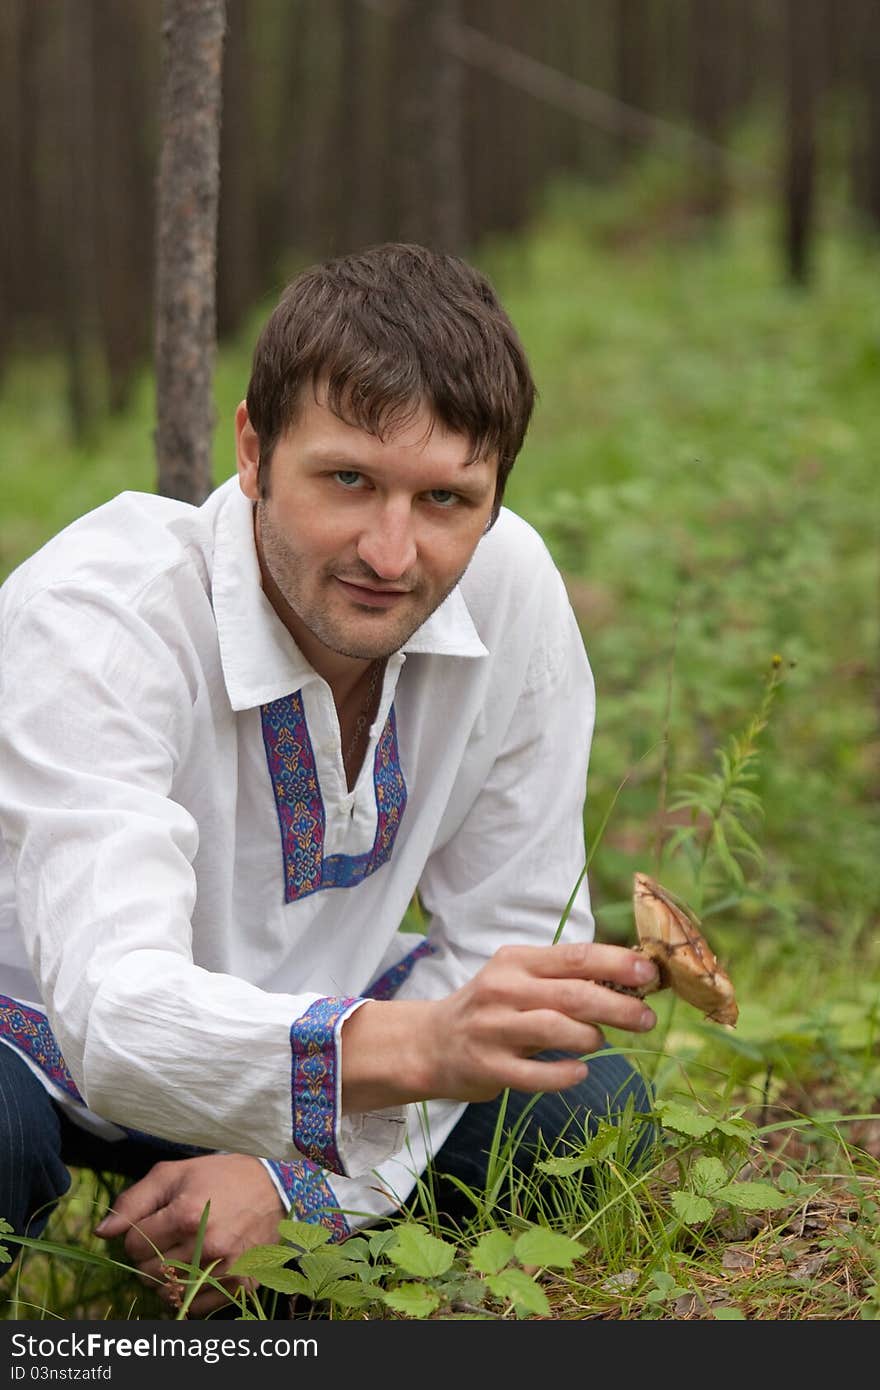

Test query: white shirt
[0,475,596,1234]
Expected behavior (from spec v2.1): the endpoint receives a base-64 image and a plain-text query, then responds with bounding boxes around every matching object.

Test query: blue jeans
[0,1042,653,1253]
[420,1047,654,1229]
[0,1046,208,1248]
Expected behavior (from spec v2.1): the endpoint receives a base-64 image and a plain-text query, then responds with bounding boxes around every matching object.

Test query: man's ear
[235,401,261,501]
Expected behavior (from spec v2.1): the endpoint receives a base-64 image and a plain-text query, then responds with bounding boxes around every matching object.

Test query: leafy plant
[227,1218,587,1320]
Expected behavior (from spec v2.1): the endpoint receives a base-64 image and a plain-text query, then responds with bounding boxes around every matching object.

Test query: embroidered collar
[210,479,487,712]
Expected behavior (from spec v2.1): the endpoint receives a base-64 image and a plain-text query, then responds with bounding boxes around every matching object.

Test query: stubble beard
[256,500,466,662]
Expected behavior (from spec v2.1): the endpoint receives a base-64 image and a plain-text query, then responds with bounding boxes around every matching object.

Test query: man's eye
[427,489,459,507]
[334,471,363,487]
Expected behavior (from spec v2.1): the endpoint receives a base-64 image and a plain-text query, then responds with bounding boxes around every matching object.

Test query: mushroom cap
[632,872,738,1026]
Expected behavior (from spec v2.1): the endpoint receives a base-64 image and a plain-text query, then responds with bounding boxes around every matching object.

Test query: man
[0,244,657,1316]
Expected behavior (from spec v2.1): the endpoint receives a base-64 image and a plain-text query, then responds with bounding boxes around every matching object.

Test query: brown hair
[245,243,536,518]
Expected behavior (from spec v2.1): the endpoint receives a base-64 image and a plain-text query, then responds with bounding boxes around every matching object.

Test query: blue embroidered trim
[260,691,408,904]
[0,996,179,1147]
[290,996,359,1175]
[0,995,82,1101]
[365,938,438,1000]
[265,1160,350,1241]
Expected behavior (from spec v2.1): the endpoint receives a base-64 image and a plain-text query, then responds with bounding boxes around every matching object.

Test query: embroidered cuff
[260,1157,350,1241]
[290,995,408,1179]
[289,994,364,1174]
[0,994,82,1101]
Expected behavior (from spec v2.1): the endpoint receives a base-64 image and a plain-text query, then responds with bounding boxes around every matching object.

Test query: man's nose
[356,503,417,580]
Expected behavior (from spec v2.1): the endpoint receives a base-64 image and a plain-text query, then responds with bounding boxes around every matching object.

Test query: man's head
[244,242,536,522]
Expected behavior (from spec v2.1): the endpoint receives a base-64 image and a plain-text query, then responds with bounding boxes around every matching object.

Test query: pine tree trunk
[217,0,259,337]
[432,0,466,253]
[155,0,226,505]
[850,0,880,234]
[614,0,651,163]
[396,0,433,245]
[94,0,155,415]
[783,0,820,285]
[688,0,730,226]
[60,0,98,442]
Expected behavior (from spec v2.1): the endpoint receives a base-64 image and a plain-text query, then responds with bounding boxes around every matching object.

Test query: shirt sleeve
[0,583,404,1177]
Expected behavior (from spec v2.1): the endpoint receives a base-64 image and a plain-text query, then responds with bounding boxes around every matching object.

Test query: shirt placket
[301,653,404,851]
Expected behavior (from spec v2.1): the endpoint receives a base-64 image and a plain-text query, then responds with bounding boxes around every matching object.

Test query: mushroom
[628,871,739,1026]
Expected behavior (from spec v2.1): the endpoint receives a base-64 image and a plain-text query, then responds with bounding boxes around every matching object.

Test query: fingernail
[639,1007,656,1030]
[633,958,657,983]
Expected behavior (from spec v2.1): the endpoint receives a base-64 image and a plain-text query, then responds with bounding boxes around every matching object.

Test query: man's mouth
[334,577,412,609]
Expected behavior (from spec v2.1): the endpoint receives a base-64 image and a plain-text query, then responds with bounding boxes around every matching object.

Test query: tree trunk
[850,0,880,234]
[0,0,21,381]
[783,0,820,285]
[614,0,651,163]
[60,0,98,442]
[688,0,730,226]
[431,0,466,253]
[396,0,433,245]
[217,0,259,337]
[155,0,226,505]
[94,0,156,415]
[392,0,465,250]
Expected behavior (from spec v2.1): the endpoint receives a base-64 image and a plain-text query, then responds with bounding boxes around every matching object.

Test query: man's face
[235,391,498,671]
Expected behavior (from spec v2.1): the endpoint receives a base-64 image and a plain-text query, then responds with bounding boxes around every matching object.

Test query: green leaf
[513,1226,584,1270]
[228,1244,301,1277]
[671,1191,714,1225]
[436,1274,487,1306]
[655,1100,717,1137]
[584,1127,623,1162]
[337,1237,372,1263]
[776,1169,819,1196]
[715,1182,792,1211]
[535,1127,619,1176]
[367,1228,398,1261]
[253,1267,311,1296]
[725,818,763,859]
[712,820,746,886]
[645,1282,688,1304]
[382,1282,442,1318]
[691,1156,728,1195]
[714,1117,756,1141]
[664,825,699,858]
[387,1224,456,1278]
[276,1219,333,1252]
[713,1306,747,1319]
[487,1267,551,1317]
[469,1229,515,1275]
[298,1251,364,1295]
[647,1270,688,1300]
[322,1279,380,1310]
[535,1152,592,1177]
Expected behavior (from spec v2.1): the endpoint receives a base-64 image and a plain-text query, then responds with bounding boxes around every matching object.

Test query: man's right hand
[95,1153,285,1316]
[341,940,658,1112]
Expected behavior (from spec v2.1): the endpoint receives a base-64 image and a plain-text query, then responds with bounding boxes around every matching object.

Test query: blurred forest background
[2,0,879,437]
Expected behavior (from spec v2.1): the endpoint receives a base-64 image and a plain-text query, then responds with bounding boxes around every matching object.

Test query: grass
[1,156,878,1319]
